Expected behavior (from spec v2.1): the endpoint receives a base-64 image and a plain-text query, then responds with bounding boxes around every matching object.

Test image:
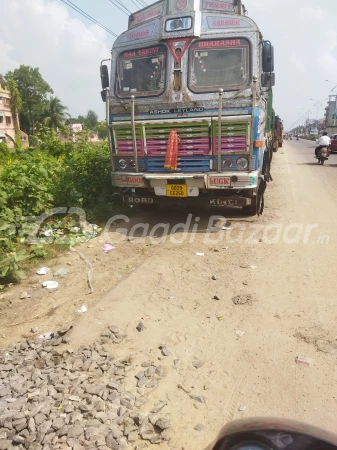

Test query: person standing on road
[315,132,331,157]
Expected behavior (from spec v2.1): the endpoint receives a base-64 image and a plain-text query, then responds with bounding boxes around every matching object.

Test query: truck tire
[243,196,258,216]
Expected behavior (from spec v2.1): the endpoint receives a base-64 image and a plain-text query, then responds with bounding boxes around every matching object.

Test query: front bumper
[122,195,252,207]
[112,171,259,190]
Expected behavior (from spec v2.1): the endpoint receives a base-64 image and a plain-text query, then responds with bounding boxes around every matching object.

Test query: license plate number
[166,184,187,197]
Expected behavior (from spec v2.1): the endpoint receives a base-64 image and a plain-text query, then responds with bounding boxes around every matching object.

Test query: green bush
[53,142,115,208]
[0,150,60,216]
[0,129,116,282]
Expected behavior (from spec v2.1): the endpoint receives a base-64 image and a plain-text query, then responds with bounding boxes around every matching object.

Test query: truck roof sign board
[129,2,164,29]
[202,0,235,12]
[118,24,156,44]
[206,16,252,28]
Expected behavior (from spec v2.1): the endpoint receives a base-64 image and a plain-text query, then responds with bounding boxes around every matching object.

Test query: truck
[273,114,283,151]
[100,0,276,215]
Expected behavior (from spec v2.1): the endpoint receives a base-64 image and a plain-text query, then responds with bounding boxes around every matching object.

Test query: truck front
[100,0,275,215]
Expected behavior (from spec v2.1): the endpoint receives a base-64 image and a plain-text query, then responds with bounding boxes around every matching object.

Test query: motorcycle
[317,146,330,165]
[296,136,299,141]
[206,417,337,450]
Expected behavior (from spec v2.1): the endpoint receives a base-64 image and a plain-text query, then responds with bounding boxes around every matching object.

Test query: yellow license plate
[166,184,187,197]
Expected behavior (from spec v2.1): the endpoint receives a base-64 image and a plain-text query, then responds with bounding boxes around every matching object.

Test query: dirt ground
[1,139,337,449]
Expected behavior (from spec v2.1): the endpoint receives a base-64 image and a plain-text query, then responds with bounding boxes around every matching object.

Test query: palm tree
[43,96,68,131]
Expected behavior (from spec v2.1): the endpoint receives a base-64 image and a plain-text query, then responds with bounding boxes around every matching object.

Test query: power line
[59,0,118,37]
[108,0,129,15]
[133,0,148,8]
[128,0,141,10]
[113,0,133,14]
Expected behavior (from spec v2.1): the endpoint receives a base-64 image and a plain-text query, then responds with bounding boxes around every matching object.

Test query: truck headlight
[129,160,136,168]
[223,159,232,168]
[236,157,249,171]
[118,159,127,169]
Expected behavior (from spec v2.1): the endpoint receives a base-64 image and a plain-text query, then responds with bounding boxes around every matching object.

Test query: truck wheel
[243,196,258,216]
[243,192,265,216]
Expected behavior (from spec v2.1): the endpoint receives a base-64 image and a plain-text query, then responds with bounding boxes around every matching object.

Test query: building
[0,87,28,149]
[324,94,337,135]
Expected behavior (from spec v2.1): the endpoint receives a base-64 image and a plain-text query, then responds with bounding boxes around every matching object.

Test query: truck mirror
[100,65,109,89]
[262,41,274,73]
[261,72,275,88]
[101,90,107,102]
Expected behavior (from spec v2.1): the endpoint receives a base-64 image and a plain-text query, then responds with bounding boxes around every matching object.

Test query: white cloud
[0,0,111,118]
[300,7,326,20]
[291,53,305,73]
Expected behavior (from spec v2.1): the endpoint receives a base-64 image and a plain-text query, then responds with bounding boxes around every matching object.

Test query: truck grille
[113,124,143,155]
[112,118,251,173]
[144,120,210,156]
[147,156,211,173]
[212,121,249,154]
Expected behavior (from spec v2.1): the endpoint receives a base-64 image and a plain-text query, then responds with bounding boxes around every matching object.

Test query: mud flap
[257,177,267,216]
[263,141,273,182]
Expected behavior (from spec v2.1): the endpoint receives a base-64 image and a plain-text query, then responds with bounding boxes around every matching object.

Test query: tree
[7,78,22,136]
[86,110,99,129]
[97,120,108,140]
[43,96,68,132]
[5,65,53,135]
[0,74,7,90]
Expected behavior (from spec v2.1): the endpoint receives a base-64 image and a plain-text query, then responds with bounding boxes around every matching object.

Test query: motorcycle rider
[315,132,331,158]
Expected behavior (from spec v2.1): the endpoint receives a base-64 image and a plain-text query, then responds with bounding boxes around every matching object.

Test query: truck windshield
[116,45,166,98]
[188,38,250,93]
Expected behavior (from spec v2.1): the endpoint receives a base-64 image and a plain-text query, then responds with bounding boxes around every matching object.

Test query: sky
[1,0,337,129]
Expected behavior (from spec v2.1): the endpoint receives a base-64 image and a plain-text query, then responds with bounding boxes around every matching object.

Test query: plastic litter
[196,253,205,256]
[77,305,88,313]
[73,227,80,233]
[36,267,50,275]
[102,243,115,253]
[43,230,53,237]
[239,405,246,411]
[20,291,31,299]
[42,281,59,290]
[295,356,313,367]
[126,264,133,269]
[31,326,38,334]
[168,295,174,299]
[222,226,232,230]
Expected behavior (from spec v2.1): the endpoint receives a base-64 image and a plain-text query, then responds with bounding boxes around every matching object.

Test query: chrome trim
[131,95,139,172]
